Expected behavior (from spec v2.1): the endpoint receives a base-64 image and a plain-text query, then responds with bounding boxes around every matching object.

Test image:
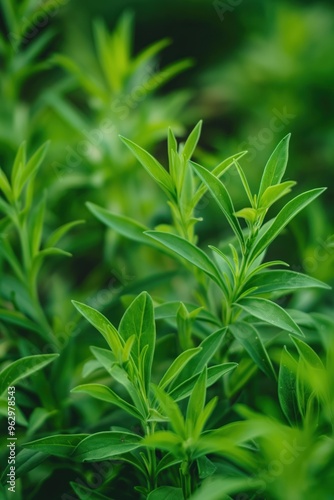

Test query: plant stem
[180,459,192,498]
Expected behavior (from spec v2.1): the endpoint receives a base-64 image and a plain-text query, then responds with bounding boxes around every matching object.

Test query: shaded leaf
[229,322,276,379]
[0,354,59,395]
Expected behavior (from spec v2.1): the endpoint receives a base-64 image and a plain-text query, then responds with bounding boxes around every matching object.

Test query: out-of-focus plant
[0,0,68,154]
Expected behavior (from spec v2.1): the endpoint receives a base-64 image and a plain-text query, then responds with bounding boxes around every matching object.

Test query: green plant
[20,126,332,499]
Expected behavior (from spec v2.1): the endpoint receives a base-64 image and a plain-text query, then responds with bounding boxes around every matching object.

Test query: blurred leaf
[278,346,300,425]
[72,431,142,461]
[0,354,59,395]
[23,434,88,458]
[147,487,184,500]
[45,220,85,248]
[72,384,143,420]
[70,483,112,500]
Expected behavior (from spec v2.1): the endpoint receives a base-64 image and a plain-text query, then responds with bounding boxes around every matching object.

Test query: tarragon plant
[20,125,332,499]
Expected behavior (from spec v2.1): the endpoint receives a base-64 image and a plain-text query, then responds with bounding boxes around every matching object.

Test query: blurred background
[0,1,334,497]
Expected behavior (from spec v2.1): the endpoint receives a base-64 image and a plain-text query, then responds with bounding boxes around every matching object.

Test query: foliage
[0,1,333,499]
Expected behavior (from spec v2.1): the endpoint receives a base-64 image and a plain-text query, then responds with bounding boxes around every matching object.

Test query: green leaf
[72,431,142,461]
[1,450,48,486]
[258,181,296,209]
[189,477,261,500]
[154,301,220,326]
[142,431,183,454]
[119,291,155,393]
[0,354,59,395]
[229,322,276,379]
[192,151,247,206]
[87,202,151,245]
[11,141,26,191]
[119,136,175,197]
[17,141,49,195]
[179,328,226,383]
[154,385,186,437]
[278,346,300,425]
[71,384,143,420]
[186,367,207,436]
[245,269,330,294]
[72,301,123,355]
[191,162,244,248]
[236,297,303,336]
[45,220,85,248]
[170,363,237,402]
[290,336,324,370]
[250,188,326,260]
[145,231,223,289]
[258,134,291,199]
[30,193,46,256]
[132,38,171,72]
[147,486,184,500]
[0,309,44,336]
[196,455,217,479]
[182,120,202,161]
[234,207,258,224]
[159,347,202,389]
[23,434,88,458]
[70,483,111,500]
[0,168,12,202]
[142,58,194,94]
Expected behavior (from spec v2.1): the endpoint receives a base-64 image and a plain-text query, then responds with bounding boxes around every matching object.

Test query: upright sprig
[0,142,83,346]
[24,291,267,498]
[88,125,329,382]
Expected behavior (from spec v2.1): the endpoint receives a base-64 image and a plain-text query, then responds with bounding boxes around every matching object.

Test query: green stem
[145,422,157,491]
[180,459,192,499]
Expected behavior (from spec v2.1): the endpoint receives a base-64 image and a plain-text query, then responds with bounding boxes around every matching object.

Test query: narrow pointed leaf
[191,162,244,247]
[73,431,142,461]
[175,328,226,386]
[229,323,276,379]
[182,120,202,161]
[119,292,155,393]
[186,367,207,433]
[0,354,59,395]
[159,347,202,389]
[236,297,303,336]
[278,346,300,425]
[71,384,142,419]
[145,231,223,288]
[259,181,296,209]
[245,270,330,294]
[258,134,290,199]
[154,386,185,437]
[72,301,122,354]
[119,136,175,196]
[250,188,326,260]
[170,363,237,402]
[23,434,88,458]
